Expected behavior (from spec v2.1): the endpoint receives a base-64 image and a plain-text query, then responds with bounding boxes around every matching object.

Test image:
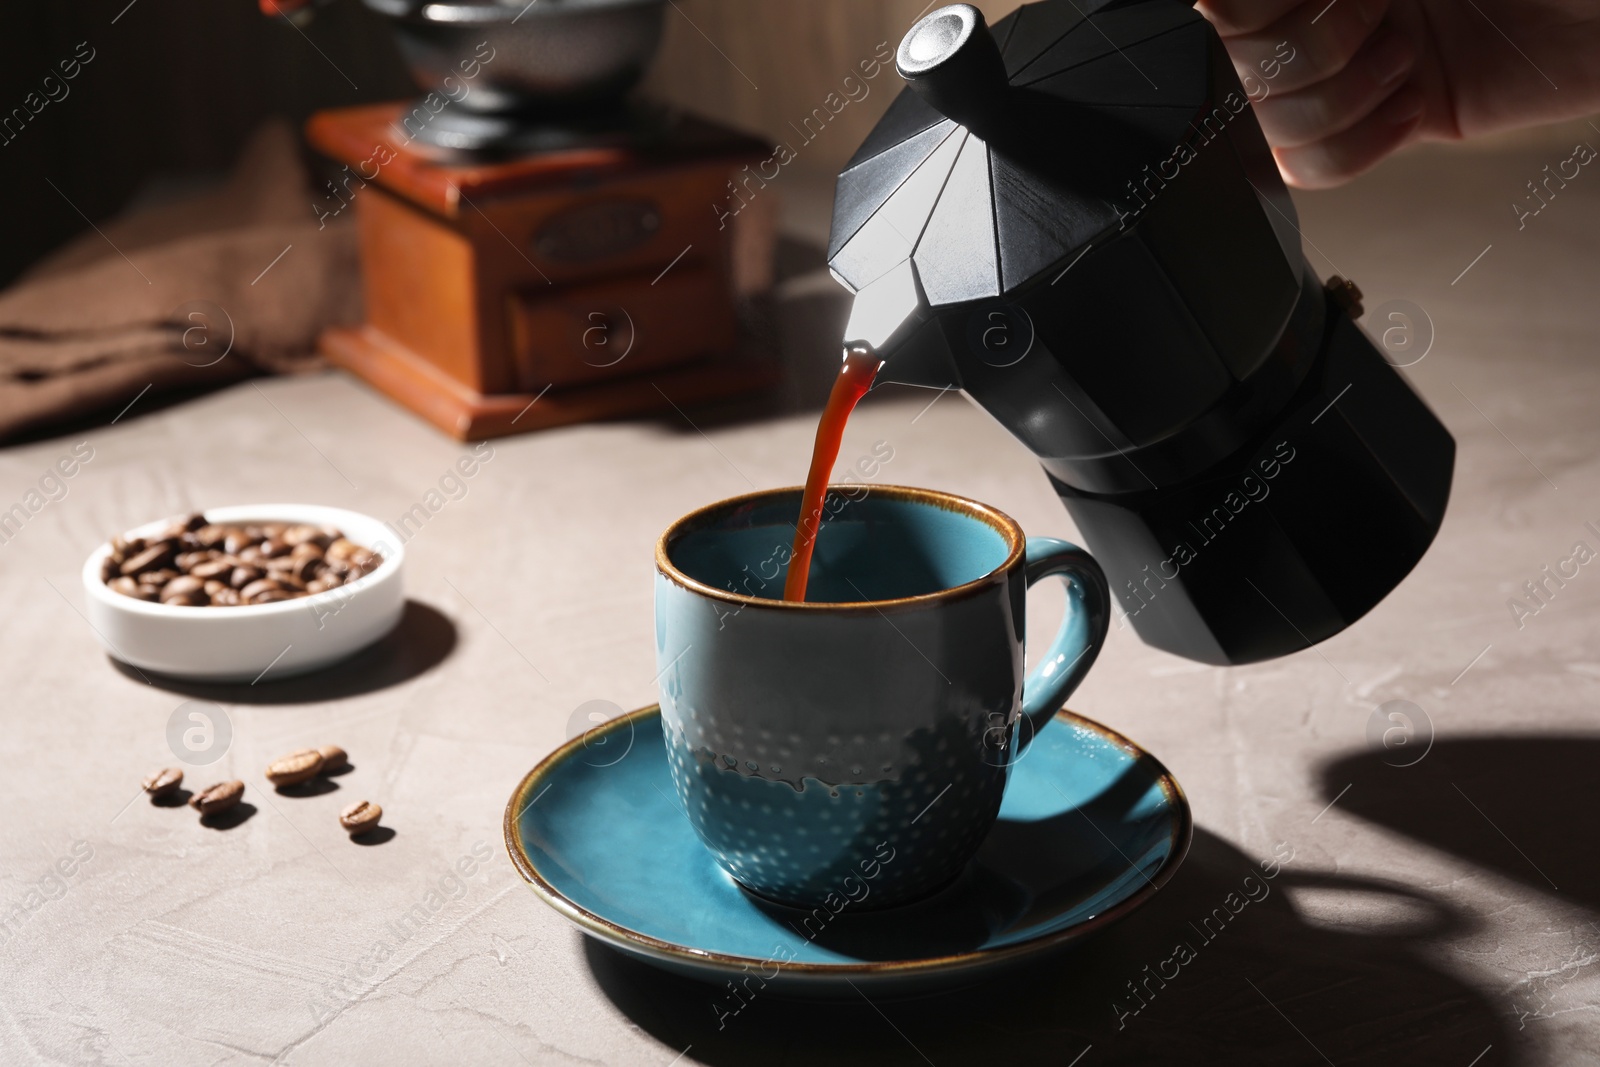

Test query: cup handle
[1018,537,1111,753]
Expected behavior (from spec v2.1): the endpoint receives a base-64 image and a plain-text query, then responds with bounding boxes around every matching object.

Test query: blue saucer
[505,705,1191,996]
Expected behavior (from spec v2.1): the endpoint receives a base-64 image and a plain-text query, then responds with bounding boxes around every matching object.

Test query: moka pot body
[828,0,1455,664]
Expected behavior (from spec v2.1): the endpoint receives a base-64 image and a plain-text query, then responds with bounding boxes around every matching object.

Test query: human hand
[1197,0,1600,187]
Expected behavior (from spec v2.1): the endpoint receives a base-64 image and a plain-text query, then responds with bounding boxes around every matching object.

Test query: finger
[1221,0,1388,96]
[1251,26,1416,147]
[1273,84,1425,188]
[1196,0,1303,37]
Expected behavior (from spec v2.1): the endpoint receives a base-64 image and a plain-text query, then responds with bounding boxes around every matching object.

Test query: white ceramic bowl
[82,504,405,683]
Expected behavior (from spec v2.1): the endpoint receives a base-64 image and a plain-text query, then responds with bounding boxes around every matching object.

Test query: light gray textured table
[2,143,1597,1066]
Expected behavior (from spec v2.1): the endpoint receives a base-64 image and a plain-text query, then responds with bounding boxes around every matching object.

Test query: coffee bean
[190,559,232,580]
[175,551,214,572]
[284,525,331,549]
[230,565,263,589]
[142,767,184,797]
[160,576,207,604]
[190,780,244,815]
[105,521,381,608]
[339,800,382,835]
[326,539,360,563]
[266,748,324,786]
[317,745,349,774]
[239,578,283,600]
[195,524,230,548]
[109,576,155,600]
[120,543,175,576]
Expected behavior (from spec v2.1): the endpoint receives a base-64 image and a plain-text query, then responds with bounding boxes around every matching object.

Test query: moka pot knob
[895,4,1009,134]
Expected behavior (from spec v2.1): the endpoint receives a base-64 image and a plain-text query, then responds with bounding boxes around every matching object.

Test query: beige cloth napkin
[0,120,361,442]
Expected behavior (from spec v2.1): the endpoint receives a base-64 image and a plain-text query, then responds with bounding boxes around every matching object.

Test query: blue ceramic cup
[654,485,1110,909]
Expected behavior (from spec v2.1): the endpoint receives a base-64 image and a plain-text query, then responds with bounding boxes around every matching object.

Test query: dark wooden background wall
[0,0,407,284]
[4,0,1578,287]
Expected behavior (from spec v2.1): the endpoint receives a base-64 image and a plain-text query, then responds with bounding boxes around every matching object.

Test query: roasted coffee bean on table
[100,515,382,607]
[317,744,349,774]
[265,748,325,786]
[141,767,184,798]
[339,800,383,836]
[189,780,245,815]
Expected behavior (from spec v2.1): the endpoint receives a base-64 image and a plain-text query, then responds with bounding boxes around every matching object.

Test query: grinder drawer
[506,269,735,391]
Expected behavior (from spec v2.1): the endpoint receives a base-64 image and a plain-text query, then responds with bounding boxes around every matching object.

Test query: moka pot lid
[828,0,1219,309]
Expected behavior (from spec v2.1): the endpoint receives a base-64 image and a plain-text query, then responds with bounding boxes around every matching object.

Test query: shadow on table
[111,598,456,704]
[583,827,1514,1066]
[1318,734,1600,911]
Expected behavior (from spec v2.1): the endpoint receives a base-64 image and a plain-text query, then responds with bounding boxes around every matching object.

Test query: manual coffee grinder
[832,1,1455,665]
[307,0,778,440]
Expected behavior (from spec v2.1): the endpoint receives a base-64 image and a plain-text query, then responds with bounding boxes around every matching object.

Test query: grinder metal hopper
[829,0,1455,666]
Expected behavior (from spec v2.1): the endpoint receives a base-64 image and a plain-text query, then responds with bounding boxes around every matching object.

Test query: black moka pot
[829,0,1454,665]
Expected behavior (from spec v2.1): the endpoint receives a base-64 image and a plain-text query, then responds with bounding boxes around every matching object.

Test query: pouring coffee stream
[783,343,884,602]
